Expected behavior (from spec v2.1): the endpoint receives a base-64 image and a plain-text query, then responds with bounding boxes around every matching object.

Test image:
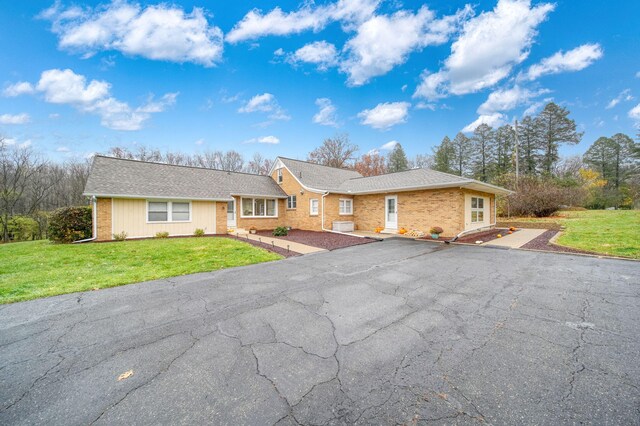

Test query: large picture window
[339,199,353,215]
[147,201,191,222]
[471,197,485,223]
[241,197,278,218]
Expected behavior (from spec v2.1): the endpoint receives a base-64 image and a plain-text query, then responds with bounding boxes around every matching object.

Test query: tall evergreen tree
[432,136,456,174]
[471,124,495,182]
[387,143,409,173]
[584,133,636,189]
[493,124,516,179]
[583,136,615,183]
[516,116,542,175]
[451,132,472,176]
[536,102,583,174]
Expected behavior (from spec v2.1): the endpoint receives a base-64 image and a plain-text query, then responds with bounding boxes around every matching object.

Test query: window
[287,195,297,209]
[471,197,485,223]
[310,199,319,216]
[147,201,190,222]
[241,197,278,218]
[277,169,283,183]
[339,199,353,215]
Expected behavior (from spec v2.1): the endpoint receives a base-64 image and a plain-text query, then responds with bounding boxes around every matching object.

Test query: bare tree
[246,153,273,175]
[308,134,358,168]
[410,153,433,169]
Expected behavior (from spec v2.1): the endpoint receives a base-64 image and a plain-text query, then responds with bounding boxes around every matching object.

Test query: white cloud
[414,0,554,100]
[415,102,436,111]
[3,82,35,97]
[226,0,380,43]
[462,113,506,133]
[195,138,204,146]
[244,135,280,144]
[0,113,31,124]
[478,86,549,114]
[341,5,471,86]
[358,101,410,130]
[56,146,70,152]
[636,71,640,79]
[41,1,223,66]
[49,113,61,119]
[629,104,640,121]
[10,68,176,131]
[288,41,338,71]
[312,98,338,126]
[380,140,398,150]
[605,89,634,109]
[238,93,290,121]
[522,43,603,81]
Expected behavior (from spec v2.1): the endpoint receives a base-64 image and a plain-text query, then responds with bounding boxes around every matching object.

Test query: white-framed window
[147,201,191,223]
[339,198,353,215]
[310,199,319,216]
[470,197,485,223]
[241,197,278,218]
[277,168,283,183]
[287,195,297,209]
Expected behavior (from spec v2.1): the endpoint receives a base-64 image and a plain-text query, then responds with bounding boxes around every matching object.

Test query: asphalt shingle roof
[278,157,362,190]
[84,156,288,200]
[336,168,473,193]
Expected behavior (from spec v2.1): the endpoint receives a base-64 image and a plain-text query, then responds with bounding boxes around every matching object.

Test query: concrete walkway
[230,231,327,254]
[482,228,546,248]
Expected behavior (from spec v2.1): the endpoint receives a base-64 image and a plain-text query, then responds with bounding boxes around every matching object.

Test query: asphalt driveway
[1,240,638,425]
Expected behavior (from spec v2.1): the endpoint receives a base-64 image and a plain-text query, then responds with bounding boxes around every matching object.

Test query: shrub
[503,176,573,217]
[273,226,288,236]
[155,231,169,238]
[429,226,443,235]
[113,231,128,241]
[48,206,92,243]
[193,228,205,237]
[8,216,39,241]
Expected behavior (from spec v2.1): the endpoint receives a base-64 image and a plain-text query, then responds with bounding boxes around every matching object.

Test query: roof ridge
[94,155,272,178]
[344,167,471,182]
[278,156,361,173]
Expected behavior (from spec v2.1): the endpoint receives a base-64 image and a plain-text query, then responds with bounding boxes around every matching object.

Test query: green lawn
[0,237,282,304]
[500,210,640,259]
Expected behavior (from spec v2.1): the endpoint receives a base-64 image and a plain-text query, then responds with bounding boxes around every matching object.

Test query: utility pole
[514,119,520,190]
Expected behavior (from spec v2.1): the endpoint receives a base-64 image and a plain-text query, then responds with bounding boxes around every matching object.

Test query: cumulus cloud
[358,102,410,130]
[415,102,437,111]
[606,89,634,109]
[629,104,640,122]
[477,86,549,114]
[414,0,554,100]
[521,43,603,81]
[9,68,176,131]
[238,93,290,121]
[226,0,380,43]
[3,82,35,97]
[287,41,338,71]
[341,5,471,86]
[244,135,280,144]
[462,113,506,133]
[380,140,399,150]
[0,113,31,124]
[40,0,224,66]
[312,98,338,126]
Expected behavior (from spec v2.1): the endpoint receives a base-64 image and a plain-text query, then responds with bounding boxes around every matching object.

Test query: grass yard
[0,237,282,304]
[500,210,640,259]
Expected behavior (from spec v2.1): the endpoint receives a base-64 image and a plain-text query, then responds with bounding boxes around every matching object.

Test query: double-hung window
[147,201,190,222]
[309,199,319,216]
[277,169,283,183]
[287,195,297,209]
[339,199,353,215]
[241,198,278,218]
[470,197,485,223]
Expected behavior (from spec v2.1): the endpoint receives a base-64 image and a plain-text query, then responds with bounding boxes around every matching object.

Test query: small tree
[387,143,409,173]
[48,206,92,243]
[355,153,387,176]
[308,134,359,168]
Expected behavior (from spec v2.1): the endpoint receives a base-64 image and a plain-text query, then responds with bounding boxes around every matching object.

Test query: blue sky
[1,0,639,162]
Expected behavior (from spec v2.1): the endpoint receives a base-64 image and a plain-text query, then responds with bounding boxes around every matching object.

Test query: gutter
[321,192,368,239]
[74,196,97,244]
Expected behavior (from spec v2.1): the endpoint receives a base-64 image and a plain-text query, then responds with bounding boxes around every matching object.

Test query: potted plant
[249,226,257,234]
[429,226,443,240]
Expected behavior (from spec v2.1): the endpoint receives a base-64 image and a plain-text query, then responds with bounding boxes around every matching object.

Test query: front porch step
[380,229,399,234]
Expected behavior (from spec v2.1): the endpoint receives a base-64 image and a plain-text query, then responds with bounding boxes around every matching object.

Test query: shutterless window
[267,199,276,216]
[277,169,283,183]
[310,199,319,215]
[241,197,277,218]
[471,197,485,223]
[172,202,190,221]
[242,198,254,216]
[339,199,352,215]
[287,195,297,209]
[148,202,168,222]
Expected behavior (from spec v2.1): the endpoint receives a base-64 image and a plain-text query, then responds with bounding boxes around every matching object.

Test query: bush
[113,231,128,241]
[429,226,443,234]
[48,206,92,243]
[504,176,573,217]
[273,226,288,236]
[155,231,169,238]
[8,216,39,241]
[193,228,205,237]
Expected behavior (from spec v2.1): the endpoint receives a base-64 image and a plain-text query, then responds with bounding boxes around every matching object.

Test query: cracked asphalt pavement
[1,239,639,425]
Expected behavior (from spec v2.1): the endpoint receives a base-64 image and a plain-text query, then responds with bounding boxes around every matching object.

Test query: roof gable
[276,157,362,190]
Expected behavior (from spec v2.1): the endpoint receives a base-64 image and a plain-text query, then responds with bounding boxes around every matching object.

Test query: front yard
[498,210,640,259]
[0,237,282,304]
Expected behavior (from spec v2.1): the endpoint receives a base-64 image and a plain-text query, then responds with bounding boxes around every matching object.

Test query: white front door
[227,200,236,228]
[385,195,398,230]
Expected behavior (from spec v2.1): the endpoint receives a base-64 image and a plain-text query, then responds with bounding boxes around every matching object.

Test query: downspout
[73,196,97,244]
[321,191,368,238]
[446,194,497,243]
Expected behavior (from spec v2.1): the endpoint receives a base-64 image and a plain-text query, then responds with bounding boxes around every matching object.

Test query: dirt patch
[255,230,376,251]
[520,230,597,255]
[455,228,516,244]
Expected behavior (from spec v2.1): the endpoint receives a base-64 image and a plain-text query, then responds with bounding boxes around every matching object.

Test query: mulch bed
[496,221,562,230]
[255,230,376,251]
[519,230,597,255]
[226,234,299,258]
[455,228,516,244]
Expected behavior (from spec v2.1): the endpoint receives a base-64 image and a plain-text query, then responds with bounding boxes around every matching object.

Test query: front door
[385,195,398,230]
[227,200,236,228]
